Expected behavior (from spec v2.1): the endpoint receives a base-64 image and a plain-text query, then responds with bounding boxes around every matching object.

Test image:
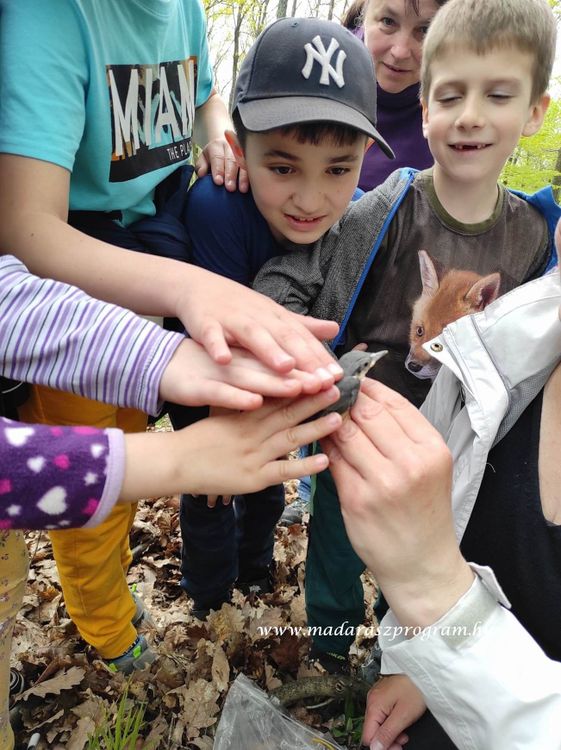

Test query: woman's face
[363,0,441,94]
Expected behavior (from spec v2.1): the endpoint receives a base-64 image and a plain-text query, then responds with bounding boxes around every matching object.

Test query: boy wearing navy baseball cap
[177,17,393,619]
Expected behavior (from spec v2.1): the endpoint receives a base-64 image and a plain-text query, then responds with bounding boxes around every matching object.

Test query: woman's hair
[360,0,448,27]
[341,0,367,30]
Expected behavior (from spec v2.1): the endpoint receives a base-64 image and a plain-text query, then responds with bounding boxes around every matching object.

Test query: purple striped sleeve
[0,256,184,414]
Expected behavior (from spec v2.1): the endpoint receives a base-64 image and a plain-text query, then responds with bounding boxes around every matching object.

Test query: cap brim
[238,97,395,159]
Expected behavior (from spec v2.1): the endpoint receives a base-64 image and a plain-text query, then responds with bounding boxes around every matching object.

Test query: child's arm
[0,387,341,531]
[0,1,338,380]
[119,386,340,500]
[0,2,341,380]
[0,256,326,414]
[0,155,340,383]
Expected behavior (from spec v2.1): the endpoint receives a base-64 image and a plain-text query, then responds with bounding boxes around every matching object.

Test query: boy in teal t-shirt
[0,0,344,676]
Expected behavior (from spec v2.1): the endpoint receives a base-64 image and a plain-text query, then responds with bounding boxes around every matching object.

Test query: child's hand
[195,137,249,193]
[362,674,426,749]
[160,339,335,411]
[173,266,342,385]
[172,386,342,497]
[120,362,342,503]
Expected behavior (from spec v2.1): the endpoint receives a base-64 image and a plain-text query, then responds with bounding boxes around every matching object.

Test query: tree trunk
[228,7,245,112]
[255,0,272,36]
[277,0,289,17]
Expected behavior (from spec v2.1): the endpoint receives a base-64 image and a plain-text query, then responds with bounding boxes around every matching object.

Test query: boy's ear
[421,99,430,139]
[225,129,247,169]
[522,92,550,137]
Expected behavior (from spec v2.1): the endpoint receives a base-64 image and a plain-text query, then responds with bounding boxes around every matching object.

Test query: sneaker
[309,644,350,675]
[130,585,154,628]
[104,634,156,674]
[279,495,309,526]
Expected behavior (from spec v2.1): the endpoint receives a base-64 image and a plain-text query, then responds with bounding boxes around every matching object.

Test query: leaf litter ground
[12,423,378,749]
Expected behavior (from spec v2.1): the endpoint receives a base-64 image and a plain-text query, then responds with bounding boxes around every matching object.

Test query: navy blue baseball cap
[232,17,394,159]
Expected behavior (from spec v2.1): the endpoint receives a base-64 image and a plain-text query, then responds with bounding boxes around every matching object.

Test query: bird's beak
[368,350,388,366]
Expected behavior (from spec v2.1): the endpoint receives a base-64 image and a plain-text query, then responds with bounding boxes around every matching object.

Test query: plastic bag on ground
[213,673,345,749]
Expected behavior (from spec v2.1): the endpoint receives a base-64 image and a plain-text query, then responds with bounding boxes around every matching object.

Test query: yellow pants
[19,386,147,658]
[0,531,28,750]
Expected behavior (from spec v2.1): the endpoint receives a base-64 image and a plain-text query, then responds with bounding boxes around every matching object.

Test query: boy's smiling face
[233,129,367,246]
[422,45,549,190]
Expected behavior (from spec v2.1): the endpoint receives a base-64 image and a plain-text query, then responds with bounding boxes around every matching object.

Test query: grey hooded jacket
[253,169,414,348]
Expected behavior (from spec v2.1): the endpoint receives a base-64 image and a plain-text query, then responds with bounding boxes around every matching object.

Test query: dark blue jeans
[179,484,285,609]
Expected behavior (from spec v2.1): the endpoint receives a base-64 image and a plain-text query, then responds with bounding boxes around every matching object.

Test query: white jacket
[379,271,561,749]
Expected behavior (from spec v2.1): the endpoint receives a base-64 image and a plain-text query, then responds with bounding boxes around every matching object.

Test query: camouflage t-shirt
[343,170,549,406]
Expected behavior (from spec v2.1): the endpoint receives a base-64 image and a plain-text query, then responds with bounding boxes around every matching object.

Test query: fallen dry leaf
[143,715,168,747]
[20,666,85,700]
[66,715,96,750]
[191,737,214,750]
[269,633,302,672]
[264,662,283,691]
[207,603,246,642]
[178,678,220,736]
[211,646,230,693]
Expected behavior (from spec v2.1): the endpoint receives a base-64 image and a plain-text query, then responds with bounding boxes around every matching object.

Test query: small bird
[311,349,388,420]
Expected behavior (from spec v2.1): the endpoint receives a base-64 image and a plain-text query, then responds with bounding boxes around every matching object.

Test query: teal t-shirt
[0,0,213,225]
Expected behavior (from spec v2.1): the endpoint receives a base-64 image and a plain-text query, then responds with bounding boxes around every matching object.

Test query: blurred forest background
[203,0,561,196]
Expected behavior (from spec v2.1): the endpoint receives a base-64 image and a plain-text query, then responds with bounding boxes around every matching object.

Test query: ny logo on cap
[301,36,346,88]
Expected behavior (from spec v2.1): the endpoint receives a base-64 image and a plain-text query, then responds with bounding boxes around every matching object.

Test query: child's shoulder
[187,176,260,223]
[348,168,416,211]
[505,184,559,217]
[186,176,275,278]
[502,185,555,230]
[188,174,253,205]
[339,168,417,230]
